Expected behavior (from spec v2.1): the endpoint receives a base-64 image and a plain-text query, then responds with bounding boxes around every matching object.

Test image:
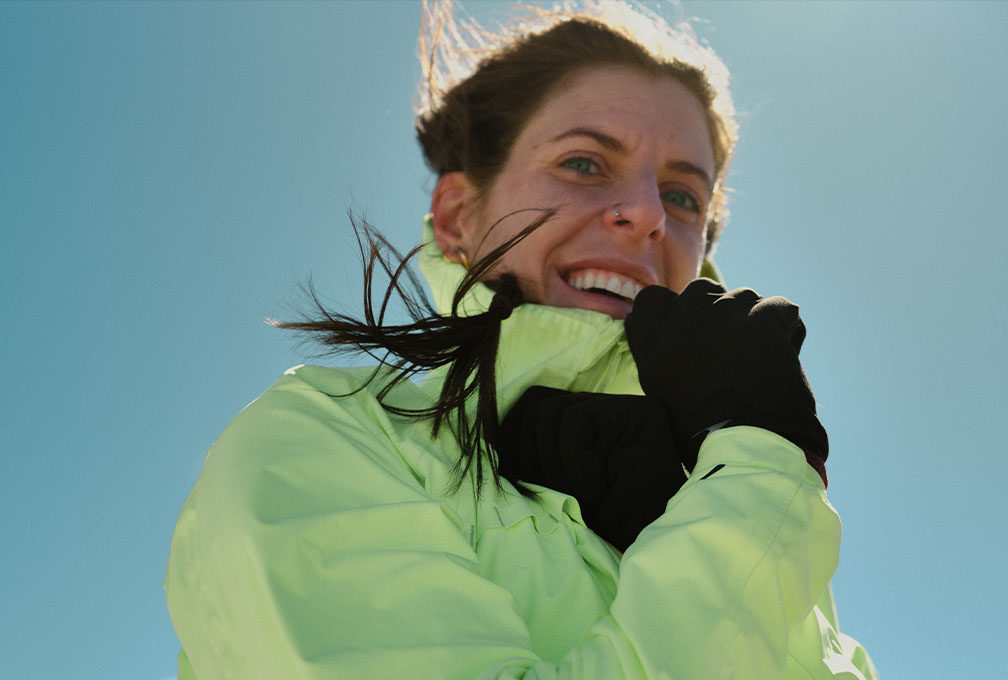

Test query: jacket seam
[726,472,805,676]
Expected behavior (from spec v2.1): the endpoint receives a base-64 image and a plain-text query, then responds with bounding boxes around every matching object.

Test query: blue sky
[2,2,1005,678]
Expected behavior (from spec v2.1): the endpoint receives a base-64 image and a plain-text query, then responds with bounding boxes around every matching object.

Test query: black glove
[624,279,828,467]
[498,386,687,551]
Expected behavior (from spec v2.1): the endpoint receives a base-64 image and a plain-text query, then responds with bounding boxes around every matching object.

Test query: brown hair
[417,0,737,252]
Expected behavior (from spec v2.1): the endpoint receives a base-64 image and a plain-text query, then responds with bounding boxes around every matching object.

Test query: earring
[442,246,470,269]
[612,203,622,218]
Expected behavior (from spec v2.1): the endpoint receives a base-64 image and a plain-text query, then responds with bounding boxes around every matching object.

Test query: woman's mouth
[564,267,644,304]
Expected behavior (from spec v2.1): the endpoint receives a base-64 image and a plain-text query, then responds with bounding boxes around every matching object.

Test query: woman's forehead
[520,66,716,173]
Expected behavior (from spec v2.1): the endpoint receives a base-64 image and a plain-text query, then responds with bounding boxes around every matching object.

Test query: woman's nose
[605,180,666,241]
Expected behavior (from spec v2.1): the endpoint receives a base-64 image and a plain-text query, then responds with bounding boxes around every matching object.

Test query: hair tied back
[487,274,522,321]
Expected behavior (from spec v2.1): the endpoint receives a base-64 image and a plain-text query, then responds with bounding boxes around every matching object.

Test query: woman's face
[439,66,717,320]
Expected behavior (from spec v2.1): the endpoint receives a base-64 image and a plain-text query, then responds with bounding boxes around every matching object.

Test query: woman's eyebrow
[549,126,713,191]
[549,126,624,151]
[665,160,713,193]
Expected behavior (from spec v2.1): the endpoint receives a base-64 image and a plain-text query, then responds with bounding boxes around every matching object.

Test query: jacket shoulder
[197,365,456,516]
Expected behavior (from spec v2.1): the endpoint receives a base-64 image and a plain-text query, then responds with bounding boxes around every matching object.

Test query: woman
[165,2,879,678]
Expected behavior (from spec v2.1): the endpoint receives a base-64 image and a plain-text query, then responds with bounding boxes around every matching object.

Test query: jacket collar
[416,216,643,419]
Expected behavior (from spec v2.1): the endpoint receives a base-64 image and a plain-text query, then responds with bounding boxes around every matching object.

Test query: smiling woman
[165,2,879,678]
[432,67,716,319]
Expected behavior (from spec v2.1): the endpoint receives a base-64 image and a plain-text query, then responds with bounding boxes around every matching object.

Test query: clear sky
[2,1,1005,678]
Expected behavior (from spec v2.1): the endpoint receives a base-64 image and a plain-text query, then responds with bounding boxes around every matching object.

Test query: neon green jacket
[166,226,880,679]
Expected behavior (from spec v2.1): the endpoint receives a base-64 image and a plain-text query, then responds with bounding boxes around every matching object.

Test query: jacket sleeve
[609,425,877,679]
[166,375,874,679]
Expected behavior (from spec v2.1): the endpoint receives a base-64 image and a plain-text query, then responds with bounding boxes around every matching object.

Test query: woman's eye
[560,157,601,175]
[662,188,700,212]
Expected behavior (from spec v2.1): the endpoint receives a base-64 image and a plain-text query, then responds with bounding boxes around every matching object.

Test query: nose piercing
[611,203,622,218]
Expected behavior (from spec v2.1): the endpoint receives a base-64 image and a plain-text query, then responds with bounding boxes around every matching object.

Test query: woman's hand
[498,387,687,551]
[625,278,828,469]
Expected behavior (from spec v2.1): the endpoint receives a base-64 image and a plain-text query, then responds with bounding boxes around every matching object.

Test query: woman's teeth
[566,269,643,301]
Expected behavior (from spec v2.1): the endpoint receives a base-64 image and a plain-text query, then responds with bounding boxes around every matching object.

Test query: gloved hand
[498,386,687,551]
[624,279,828,470]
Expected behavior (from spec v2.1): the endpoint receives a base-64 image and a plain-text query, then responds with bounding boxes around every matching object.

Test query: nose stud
[611,203,622,218]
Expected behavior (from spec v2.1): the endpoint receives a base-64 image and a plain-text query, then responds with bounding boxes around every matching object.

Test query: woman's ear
[431,172,476,262]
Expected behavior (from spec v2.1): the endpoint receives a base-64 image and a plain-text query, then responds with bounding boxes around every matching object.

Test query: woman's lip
[558,258,658,289]
[564,268,644,300]
[552,271,635,319]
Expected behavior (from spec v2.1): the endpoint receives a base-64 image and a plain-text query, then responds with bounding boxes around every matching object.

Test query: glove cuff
[803,449,828,488]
